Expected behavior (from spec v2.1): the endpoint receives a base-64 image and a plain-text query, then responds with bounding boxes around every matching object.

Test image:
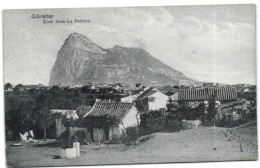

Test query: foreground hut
[83,103,140,141]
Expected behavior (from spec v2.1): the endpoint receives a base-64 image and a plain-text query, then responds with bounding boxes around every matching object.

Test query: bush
[215,115,253,128]
[126,126,139,141]
[109,135,121,144]
[75,130,86,144]
[164,119,182,132]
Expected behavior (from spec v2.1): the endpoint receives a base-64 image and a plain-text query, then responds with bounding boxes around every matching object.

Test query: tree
[135,98,149,113]
[33,87,63,139]
[13,84,24,92]
[167,98,179,114]
[60,114,78,148]
[207,92,217,125]
[173,85,180,89]
[4,83,13,90]
[5,93,36,140]
[197,103,206,121]
[34,86,83,139]
[34,92,55,139]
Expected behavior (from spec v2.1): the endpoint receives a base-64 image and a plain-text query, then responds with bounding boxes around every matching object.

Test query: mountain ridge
[49,32,195,86]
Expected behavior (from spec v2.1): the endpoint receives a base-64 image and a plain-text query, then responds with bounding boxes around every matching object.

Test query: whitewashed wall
[108,126,120,140]
[148,91,168,111]
[119,106,140,136]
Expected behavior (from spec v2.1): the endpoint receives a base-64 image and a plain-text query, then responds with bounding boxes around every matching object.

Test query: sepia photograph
[3,4,257,168]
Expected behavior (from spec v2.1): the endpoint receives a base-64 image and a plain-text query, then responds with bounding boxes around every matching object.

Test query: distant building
[26,84,46,90]
[83,103,140,141]
[202,83,214,87]
[121,93,139,103]
[235,84,246,87]
[243,88,250,93]
[138,88,169,111]
[135,83,142,88]
[120,86,150,103]
[169,87,237,102]
[122,87,169,111]
[243,87,256,93]
[4,88,13,92]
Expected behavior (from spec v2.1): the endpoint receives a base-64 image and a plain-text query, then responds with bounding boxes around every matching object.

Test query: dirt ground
[6,122,257,168]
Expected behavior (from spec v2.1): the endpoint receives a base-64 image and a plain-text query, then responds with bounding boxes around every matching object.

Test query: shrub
[109,135,121,144]
[126,126,139,141]
[164,119,182,132]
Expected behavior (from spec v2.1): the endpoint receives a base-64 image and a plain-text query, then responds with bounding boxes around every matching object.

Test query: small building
[136,83,142,88]
[243,88,250,93]
[83,103,140,141]
[243,87,255,93]
[120,86,151,103]
[138,88,169,111]
[26,84,45,90]
[4,88,13,92]
[121,93,139,103]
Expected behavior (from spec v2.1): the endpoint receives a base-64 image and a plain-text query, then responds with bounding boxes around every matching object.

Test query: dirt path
[6,126,257,167]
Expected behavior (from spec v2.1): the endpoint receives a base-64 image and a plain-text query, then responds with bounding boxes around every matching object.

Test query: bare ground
[6,122,257,168]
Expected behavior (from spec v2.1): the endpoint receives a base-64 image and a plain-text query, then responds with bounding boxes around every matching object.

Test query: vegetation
[5,84,120,140]
[238,91,256,102]
[5,92,36,140]
[5,82,257,142]
[4,83,13,90]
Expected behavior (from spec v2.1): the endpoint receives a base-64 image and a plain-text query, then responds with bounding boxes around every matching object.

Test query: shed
[83,103,140,141]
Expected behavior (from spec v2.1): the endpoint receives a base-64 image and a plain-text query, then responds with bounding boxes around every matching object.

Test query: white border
[0,1,259,168]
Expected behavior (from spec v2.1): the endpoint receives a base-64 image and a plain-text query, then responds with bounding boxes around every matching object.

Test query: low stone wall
[182,119,202,129]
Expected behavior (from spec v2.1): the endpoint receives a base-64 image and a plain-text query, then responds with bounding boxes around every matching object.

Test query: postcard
[3,5,257,167]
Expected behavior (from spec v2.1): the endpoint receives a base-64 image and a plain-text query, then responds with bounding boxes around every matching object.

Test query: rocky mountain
[49,32,195,86]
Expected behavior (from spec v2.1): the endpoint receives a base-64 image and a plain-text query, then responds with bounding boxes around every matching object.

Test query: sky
[3,5,256,86]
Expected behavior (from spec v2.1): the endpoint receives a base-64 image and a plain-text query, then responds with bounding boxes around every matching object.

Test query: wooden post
[68,131,70,148]
[44,128,46,140]
[97,129,101,149]
[68,127,71,148]
[240,139,243,152]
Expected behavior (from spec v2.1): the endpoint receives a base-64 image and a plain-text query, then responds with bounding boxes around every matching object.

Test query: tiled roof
[83,103,135,124]
[138,87,158,99]
[176,87,237,101]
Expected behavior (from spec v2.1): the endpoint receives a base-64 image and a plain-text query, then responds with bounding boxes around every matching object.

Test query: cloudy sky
[3,5,256,86]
